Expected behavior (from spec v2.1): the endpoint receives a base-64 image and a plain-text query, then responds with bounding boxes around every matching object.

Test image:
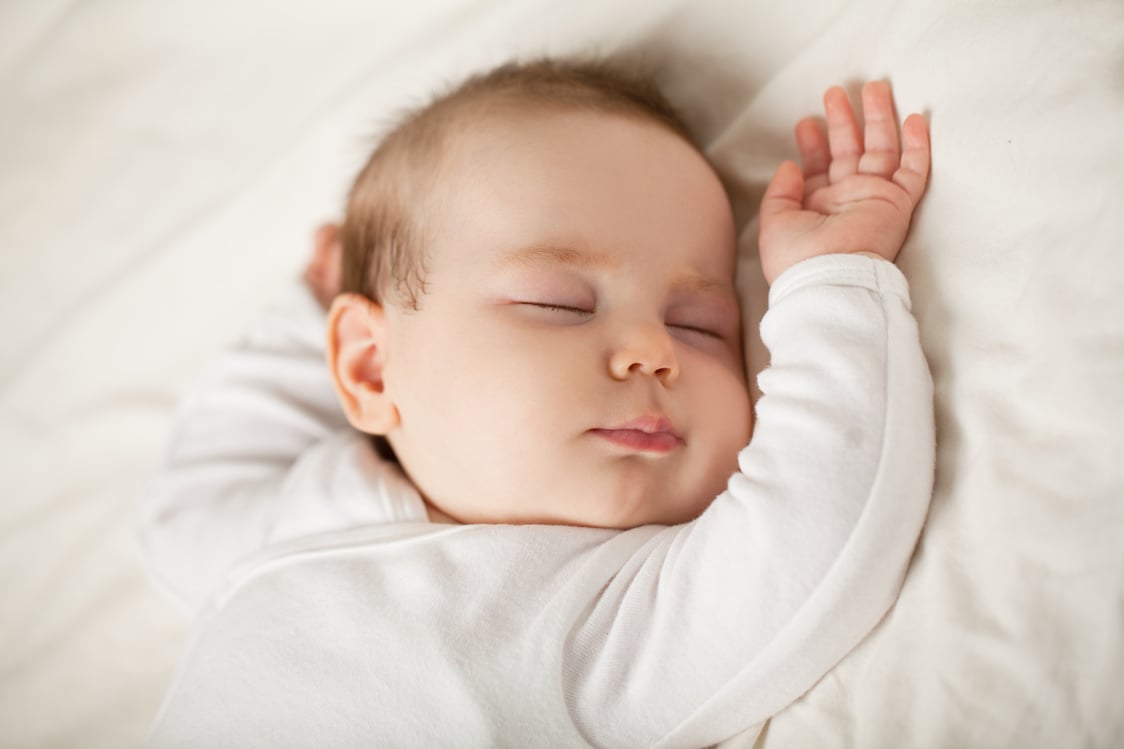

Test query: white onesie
[137,254,935,748]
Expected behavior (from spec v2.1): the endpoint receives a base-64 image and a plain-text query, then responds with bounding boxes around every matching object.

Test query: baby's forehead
[420,109,738,285]
[408,100,704,229]
[432,105,712,208]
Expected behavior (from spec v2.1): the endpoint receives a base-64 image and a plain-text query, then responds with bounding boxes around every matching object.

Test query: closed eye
[522,302,593,316]
[515,302,596,327]
[668,323,723,340]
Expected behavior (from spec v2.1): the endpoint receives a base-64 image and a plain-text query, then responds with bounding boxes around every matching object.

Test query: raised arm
[568,83,935,748]
[136,227,423,611]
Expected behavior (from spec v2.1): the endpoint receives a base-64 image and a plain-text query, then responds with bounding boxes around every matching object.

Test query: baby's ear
[326,293,399,435]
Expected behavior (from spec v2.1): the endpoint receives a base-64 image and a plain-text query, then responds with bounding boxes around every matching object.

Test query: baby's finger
[760,160,806,220]
[857,81,901,179]
[796,118,830,197]
[824,87,862,182]
[892,114,931,205]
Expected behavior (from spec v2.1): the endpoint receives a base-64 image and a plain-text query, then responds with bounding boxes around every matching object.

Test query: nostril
[609,329,679,382]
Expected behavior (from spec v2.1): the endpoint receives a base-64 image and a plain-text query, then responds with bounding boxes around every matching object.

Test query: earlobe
[326,293,400,434]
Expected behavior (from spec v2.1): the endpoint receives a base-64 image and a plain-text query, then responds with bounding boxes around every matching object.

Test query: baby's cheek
[701,364,753,441]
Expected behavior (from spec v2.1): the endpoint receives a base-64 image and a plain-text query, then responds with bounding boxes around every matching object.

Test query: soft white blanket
[1,1,1121,747]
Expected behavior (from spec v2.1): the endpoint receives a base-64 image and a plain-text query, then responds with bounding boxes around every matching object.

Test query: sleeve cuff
[768,254,912,311]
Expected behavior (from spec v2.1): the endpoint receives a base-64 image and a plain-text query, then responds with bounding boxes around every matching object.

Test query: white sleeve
[568,254,936,748]
[135,283,426,613]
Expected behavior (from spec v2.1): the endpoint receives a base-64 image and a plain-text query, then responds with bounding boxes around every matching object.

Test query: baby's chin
[419,458,731,528]
[555,483,723,530]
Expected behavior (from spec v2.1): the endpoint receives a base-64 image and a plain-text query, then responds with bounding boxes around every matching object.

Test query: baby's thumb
[760,161,804,219]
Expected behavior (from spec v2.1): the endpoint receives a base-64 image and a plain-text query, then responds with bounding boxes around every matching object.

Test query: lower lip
[591,429,682,453]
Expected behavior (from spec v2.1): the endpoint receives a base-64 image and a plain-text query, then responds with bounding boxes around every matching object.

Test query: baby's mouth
[589,415,684,454]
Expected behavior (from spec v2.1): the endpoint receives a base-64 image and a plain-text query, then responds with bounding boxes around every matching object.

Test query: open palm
[759,81,931,285]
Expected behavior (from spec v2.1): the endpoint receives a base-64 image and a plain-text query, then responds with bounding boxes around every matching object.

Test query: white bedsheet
[1,1,1121,747]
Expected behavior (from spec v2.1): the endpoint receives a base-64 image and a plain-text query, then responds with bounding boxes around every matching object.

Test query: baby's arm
[569,84,934,748]
[136,227,424,612]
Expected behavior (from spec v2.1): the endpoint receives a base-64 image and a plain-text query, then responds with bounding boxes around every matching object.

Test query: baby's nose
[607,323,680,385]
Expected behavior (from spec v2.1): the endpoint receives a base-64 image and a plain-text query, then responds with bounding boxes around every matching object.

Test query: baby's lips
[590,427,683,454]
[589,414,686,453]
[601,414,682,440]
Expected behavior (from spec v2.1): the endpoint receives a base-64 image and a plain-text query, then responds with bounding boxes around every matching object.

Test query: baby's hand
[303,223,343,311]
[758,81,930,285]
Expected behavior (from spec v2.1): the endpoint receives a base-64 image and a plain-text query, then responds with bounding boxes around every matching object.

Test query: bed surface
[2,1,1122,746]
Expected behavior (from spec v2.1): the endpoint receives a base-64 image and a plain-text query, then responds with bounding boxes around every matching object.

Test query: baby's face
[382,108,752,527]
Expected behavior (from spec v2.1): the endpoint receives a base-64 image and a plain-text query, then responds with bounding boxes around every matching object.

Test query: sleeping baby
[138,58,934,748]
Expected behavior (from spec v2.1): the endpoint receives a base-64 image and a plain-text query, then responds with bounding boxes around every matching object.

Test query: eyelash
[672,324,723,340]
[525,303,722,339]
[526,302,592,316]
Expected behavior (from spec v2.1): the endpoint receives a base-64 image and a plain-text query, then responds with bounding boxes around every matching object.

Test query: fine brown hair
[339,57,699,310]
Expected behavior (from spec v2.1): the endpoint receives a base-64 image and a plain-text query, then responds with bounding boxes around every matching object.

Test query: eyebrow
[497,243,734,296]
[498,244,619,271]
[668,273,731,295]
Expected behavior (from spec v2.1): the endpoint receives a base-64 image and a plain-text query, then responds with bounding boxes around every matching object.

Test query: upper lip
[598,415,682,440]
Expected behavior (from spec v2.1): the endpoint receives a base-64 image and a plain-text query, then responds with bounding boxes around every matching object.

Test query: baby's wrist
[766,251,891,286]
[851,251,891,263]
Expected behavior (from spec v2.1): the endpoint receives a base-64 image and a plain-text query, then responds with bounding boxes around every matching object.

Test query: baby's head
[327,58,753,527]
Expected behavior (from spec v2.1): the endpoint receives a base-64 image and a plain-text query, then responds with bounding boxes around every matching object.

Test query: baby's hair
[340,56,698,309]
